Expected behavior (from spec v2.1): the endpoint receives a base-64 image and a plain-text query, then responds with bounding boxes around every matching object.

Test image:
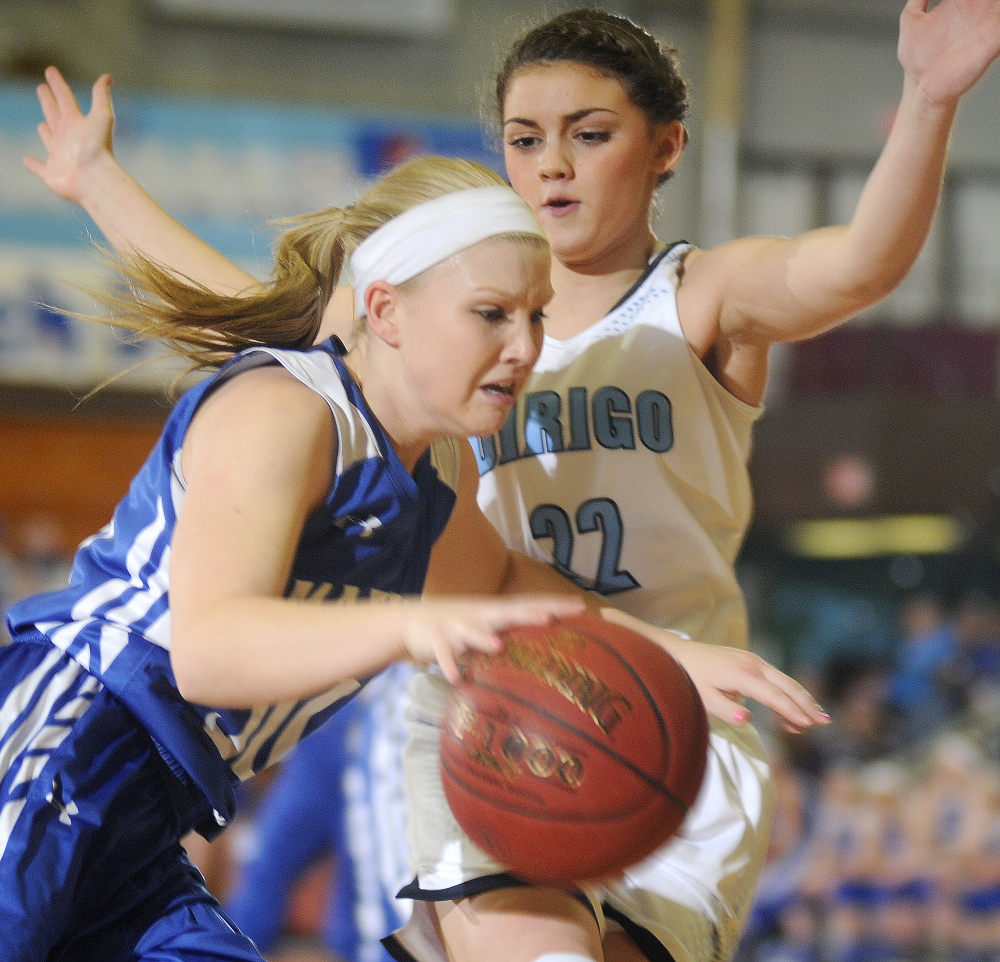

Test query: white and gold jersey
[475,242,762,650]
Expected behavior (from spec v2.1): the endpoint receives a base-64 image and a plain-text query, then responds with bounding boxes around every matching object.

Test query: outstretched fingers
[487,595,586,631]
[647,632,830,733]
[23,67,116,201]
[899,0,1000,102]
[87,72,116,134]
[736,659,831,733]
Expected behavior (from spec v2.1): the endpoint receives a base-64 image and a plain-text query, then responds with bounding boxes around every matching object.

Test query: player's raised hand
[899,0,1000,104]
[23,67,115,203]
[403,596,585,684]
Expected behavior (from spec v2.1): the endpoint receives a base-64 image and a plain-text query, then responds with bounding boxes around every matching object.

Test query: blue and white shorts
[0,634,263,962]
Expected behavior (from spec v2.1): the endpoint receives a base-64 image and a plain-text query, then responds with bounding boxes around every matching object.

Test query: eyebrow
[503,107,617,128]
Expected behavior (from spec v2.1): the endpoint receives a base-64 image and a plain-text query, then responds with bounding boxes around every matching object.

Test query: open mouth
[481,381,517,400]
[544,198,577,213]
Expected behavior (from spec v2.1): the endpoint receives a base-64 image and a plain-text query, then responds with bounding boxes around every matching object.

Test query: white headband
[349,185,546,317]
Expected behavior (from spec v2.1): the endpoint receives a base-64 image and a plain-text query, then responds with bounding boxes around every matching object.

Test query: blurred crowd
[742,592,1000,962]
[3,516,999,962]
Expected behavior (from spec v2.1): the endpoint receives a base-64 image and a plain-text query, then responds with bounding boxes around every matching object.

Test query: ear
[652,120,686,179]
[364,281,403,348]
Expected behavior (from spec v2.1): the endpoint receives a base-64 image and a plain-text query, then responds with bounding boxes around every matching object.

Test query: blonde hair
[94,156,544,379]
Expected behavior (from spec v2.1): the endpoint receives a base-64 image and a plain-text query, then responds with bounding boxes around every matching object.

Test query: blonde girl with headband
[0,155,593,962]
[24,67,829,775]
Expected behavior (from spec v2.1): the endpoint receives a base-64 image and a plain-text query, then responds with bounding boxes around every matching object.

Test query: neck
[544,231,657,340]
[345,342,429,474]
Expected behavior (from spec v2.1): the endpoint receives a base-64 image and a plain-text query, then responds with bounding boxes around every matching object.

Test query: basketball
[439,612,709,886]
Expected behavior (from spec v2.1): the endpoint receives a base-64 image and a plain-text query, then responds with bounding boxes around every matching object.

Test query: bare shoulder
[674,244,721,355]
[680,236,784,298]
[197,362,329,427]
[185,361,336,498]
[676,236,787,351]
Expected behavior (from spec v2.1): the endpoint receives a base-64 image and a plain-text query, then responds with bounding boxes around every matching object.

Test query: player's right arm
[24,67,259,296]
[168,365,581,704]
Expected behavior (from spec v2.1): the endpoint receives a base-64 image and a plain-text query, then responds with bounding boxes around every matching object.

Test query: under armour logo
[46,773,79,826]
[341,514,382,537]
[357,516,382,536]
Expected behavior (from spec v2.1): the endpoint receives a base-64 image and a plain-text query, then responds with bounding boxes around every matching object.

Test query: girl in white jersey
[439,6,998,962]
[24,0,1000,955]
[451,6,998,962]
[0,154,593,961]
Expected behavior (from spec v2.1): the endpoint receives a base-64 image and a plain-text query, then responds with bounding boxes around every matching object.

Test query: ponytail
[88,155,522,383]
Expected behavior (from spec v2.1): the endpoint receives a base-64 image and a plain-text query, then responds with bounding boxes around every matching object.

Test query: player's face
[395,237,551,441]
[502,63,682,272]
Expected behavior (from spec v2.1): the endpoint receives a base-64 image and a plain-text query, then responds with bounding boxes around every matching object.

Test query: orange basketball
[439,613,708,886]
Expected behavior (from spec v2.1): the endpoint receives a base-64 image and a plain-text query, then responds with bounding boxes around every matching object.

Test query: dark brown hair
[495,8,690,180]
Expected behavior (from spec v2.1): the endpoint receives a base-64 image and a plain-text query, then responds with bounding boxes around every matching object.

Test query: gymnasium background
[2,1,1000,961]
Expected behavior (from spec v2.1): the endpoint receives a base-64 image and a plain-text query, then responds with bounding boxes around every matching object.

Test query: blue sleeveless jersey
[6,339,460,834]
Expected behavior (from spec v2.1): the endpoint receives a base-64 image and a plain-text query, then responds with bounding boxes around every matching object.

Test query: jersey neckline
[542,240,689,350]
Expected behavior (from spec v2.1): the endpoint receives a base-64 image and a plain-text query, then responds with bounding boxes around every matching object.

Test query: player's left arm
[426,443,829,731]
[25,67,360,348]
[685,0,1000,372]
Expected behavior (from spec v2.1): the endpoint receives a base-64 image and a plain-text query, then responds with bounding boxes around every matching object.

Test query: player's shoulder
[208,359,327,414]
[208,342,354,419]
[681,235,788,291]
[191,362,334,470]
[675,237,778,347]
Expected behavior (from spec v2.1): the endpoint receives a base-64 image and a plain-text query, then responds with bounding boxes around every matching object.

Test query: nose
[539,139,571,181]
[502,315,542,367]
